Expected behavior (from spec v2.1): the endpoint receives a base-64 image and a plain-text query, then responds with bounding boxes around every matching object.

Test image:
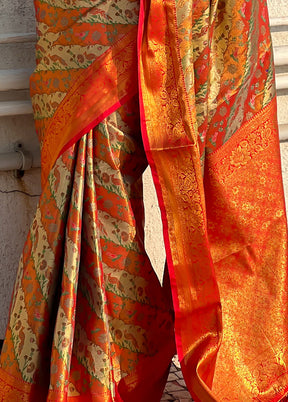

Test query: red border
[137,0,184,363]
[60,93,135,157]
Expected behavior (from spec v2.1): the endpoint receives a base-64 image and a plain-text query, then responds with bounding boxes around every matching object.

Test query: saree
[0,0,288,400]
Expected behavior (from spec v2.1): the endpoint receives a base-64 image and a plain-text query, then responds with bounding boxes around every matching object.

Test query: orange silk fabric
[30,0,139,187]
[1,0,287,400]
[138,0,288,400]
[39,28,138,186]
[0,100,176,402]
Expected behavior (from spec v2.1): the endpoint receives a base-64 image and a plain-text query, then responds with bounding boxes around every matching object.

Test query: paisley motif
[0,0,287,400]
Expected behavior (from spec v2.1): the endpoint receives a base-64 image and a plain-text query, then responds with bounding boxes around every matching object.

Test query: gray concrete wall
[0,2,41,336]
[0,0,287,338]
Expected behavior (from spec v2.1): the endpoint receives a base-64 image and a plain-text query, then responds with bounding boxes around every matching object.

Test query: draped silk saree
[1,0,288,400]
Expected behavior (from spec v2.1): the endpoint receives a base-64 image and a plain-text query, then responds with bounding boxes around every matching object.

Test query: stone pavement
[161,356,193,402]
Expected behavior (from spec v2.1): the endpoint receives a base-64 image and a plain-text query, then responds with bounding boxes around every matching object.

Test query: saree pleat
[1,0,288,400]
[0,100,175,401]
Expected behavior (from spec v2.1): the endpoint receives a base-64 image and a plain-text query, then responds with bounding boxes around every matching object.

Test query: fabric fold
[0,0,288,400]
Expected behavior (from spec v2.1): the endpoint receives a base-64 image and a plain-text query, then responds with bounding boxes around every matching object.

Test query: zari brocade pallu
[0,0,288,400]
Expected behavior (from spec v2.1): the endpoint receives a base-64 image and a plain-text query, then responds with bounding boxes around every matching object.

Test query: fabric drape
[0,0,288,400]
[0,99,176,401]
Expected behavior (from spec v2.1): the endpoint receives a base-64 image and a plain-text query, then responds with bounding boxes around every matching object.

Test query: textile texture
[0,100,175,401]
[0,0,288,400]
